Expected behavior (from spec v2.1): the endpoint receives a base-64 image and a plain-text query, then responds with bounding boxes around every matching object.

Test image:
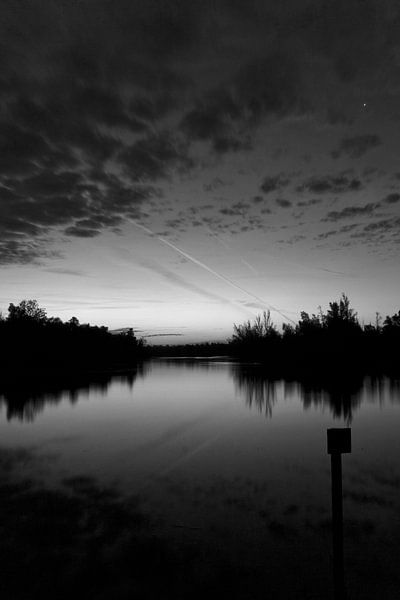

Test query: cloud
[260,174,290,194]
[203,178,228,192]
[315,224,358,240]
[331,134,381,159]
[64,226,101,238]
[119,132,193,181]
[0,165,156,262]
[298,174,363,194]
[315,230,337,240]
[219,202,251,217]
[0,239,59,265]
[180,89,250,154]
[0,0,399,266]
[363,217,400,233]
[323,203,377,221]
[279,234,306,244]
[276,198,292,208]
[382,192,400,204]
[0,125,62,176]
[181,51,302,153]
[297,198,322,207]
[44,268,88,277]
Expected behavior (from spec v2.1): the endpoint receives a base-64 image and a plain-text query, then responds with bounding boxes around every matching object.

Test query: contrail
[240,258,258,275]
[198,216,259,276]
[207,228,259,275]
[130,220,296,324]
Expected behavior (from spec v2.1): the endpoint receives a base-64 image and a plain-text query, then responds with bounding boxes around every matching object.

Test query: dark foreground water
[1,360,400,599]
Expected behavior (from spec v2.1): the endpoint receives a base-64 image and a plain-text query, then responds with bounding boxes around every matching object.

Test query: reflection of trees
[231,365,277,417]
[230,365,398,422]
[0,363,148,422]
[298,375,364,424]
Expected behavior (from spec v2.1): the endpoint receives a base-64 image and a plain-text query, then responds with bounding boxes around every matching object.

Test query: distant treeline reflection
[0,364,147,421]
[231,364,400,423]
[1,359,399,423]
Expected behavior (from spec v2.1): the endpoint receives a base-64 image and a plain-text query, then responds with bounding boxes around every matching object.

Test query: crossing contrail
[194,211,259,276]
[130,219,296,324]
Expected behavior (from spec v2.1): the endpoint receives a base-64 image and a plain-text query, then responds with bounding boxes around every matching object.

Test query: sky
[1,0,400,343]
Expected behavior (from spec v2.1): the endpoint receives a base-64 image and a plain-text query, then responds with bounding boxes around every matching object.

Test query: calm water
[1,359,400,598]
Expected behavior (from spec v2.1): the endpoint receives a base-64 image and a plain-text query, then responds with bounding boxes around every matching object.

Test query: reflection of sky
[1,361,400,595]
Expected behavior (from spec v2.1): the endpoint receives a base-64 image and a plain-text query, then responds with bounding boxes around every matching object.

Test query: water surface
[1,360,400,599]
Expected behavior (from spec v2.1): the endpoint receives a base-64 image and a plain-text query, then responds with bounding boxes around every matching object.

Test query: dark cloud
[119,132,193,181]
[0,0,399,265]
[382,193,400,205]
[323,203,377,222]
[298,174,363,194]
[220,208,242,217]
[0,239,59,265]
[279,234,306,245]
[363,217,400,233]
[180,89,248,154]
[165,218,187,231]
[297,198,322,207]
[0,125,57,176]
[64,226,101,238]
[347,216,400,245]
[44,268,88,277]
[203,178,228,193]
[315,230,337,240]
[315,224,358,240]
[276,198,292,208]
[7,97,123,164]
[129,94,177,122]
[18,171,83,198]
[0,165,155,262]
[331,134,381,159]
[71,86,148,132]
[220,202,250,217]
[260,174,290,194]
[181,51,302,153]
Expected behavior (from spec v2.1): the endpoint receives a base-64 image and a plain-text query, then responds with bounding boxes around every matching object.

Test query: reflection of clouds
[0,363,149,422]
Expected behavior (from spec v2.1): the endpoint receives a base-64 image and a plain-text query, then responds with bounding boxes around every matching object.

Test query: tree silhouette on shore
[0,299,145,372]
[229,294,400,375]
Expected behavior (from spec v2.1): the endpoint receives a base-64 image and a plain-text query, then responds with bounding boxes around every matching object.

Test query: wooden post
[327,428,351,600]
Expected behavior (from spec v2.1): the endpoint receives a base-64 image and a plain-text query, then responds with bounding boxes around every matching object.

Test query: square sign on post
[327,428,351,454]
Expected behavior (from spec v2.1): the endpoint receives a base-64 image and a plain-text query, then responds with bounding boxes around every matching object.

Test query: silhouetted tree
[323,293,360,330]
[383,310,400,330]
[0,299,145,371]
[227,294,397,373]
[232,310,278,343]
[8,299,47,322]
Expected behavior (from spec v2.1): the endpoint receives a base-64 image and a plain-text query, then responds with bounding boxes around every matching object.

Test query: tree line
[0,300,145,372]
[229,294,400,374]
[1,295,399,375]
